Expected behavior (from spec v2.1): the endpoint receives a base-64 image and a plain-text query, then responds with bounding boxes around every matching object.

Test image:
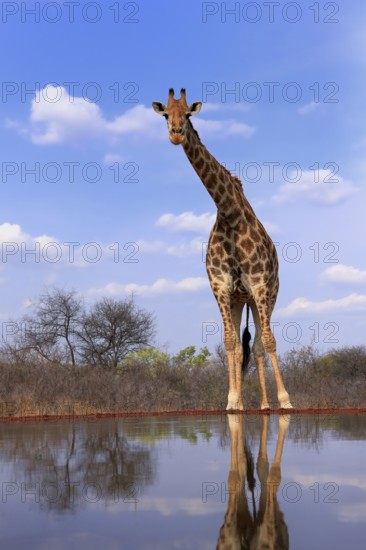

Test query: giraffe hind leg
[251,303,270,410]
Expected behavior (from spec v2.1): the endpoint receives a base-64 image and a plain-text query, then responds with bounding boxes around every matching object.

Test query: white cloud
[109,496,221,518]
[4,118,28,135]
[289,469,366,523]
[87,277,208,298]
[288,470,366,492]
[0,221,57,264]
[0,222,118,268]
[136,240,167,254]
[166,238,206,257]
[6,85,161,145]
[262,220,280,235]
[0,222,55,248]
[322,264,366,285]
[298,101,321,115]
[29,86,107,143]
[103,153,125,165]
[273,169,359,205]
[337,503,366,523]
[137,237,205,258]
[106,103,164,138]
[277,293,366,317]
[128,496,220,517]
[202,102,252,113]
[156,212,215,234]
[195,117,255,139]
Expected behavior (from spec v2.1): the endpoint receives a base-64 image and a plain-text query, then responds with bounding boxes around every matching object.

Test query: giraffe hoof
[278,392,292,409]
[226,402,244,411]
[226,393,242,411]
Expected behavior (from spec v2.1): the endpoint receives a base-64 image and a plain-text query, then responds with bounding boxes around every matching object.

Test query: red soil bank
[1,407,366,423]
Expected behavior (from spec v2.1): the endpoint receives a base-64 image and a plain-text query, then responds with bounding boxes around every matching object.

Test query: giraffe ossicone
[152,88,293,410]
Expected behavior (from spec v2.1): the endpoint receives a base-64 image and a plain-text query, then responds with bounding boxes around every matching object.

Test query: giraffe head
[152,88,202,145]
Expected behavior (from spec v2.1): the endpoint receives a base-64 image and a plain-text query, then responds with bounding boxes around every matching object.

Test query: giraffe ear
[189,102,202,115]
[152,102,167,115]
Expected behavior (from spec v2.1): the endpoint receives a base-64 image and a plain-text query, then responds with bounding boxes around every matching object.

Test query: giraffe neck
[182,120,244,221]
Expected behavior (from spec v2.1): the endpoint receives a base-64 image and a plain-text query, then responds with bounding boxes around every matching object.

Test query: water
[0,413,365,549]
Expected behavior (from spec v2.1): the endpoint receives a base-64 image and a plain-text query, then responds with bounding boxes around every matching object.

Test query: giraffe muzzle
[169,130,185,145]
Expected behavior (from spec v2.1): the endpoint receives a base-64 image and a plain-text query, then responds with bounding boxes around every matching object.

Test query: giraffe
[217,414,289,549]
[152,88,292,410]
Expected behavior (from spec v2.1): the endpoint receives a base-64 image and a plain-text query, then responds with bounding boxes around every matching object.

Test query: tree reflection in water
[0,419,157,513]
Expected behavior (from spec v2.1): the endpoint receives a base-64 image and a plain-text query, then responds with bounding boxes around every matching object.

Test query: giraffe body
[152,89,292,410]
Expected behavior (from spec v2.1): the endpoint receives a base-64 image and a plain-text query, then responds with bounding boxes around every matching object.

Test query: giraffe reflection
[217,414,289,549]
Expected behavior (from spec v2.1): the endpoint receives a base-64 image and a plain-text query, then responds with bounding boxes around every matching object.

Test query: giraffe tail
[244,439,257,517]
[241,304,251,375]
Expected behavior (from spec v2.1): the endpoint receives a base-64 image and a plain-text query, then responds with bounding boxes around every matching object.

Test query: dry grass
[1,345,365,418]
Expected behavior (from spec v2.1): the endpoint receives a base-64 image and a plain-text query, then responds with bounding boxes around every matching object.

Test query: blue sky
[0,0,365,355]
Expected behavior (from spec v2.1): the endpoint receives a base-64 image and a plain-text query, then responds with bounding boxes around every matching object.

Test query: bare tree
[15,288,83,368]
[78,295,155,372]
[214,343,228,369]
[1,289,155,374]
